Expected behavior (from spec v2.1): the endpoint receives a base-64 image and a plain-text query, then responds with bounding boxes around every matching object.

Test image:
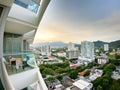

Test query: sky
[34,0,120,44]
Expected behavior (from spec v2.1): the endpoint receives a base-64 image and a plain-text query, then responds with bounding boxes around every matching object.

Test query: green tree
[57,75,63,81]
[55,68,64,74]
[115,54,120,59]
[103,63,116,73]
[93,77,102,87]
[84,70,91,76]
[47,77,55,81]
[43,68,54,75]
[69,70,78,79]
[97,85,103,90]
[64,66,70,72]
[102,79,109,88]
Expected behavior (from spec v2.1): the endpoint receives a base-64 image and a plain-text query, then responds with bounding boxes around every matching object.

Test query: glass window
[14,0,39,14]
[28,0,39,13]
[3,33,22,54]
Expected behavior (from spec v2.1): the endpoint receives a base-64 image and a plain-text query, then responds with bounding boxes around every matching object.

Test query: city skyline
[34,0,120,44]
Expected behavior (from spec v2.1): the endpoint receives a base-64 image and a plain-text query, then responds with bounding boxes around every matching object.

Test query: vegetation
[57,75,63,81]
[93,63,117,90]
[109,59,120,66]
[39,61,69,78]
[47,77,55,82]
[84,70,91,76]
[69,70,78,79]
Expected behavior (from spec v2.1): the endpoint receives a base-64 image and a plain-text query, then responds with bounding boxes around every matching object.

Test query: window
[14,0,39,14]
[3,33,22,54]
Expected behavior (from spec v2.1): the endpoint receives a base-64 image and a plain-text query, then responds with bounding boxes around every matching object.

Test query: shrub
[47,77,55,81]
[57,75,63,81]
[69,70,78,79]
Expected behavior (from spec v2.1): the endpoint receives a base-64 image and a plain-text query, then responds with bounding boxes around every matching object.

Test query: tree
[64,66,70,72]
[97,85,103,90]
[69,70,78,79]
[102,79,109,88]
[43,68,54,75]
[47,77,55,82]
[84,70,91,76]
[93,77,102,87]
[39,65,46,72]
[103,63,116,73]
[55,68,64,74]
[115,54,120,59]
[57,75,63,81]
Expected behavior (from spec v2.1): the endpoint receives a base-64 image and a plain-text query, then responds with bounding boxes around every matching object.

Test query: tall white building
[0,0,50,90]
[104,44,109,51]
[67,42,80,59]
[68,42,75,51]
[41,44,51,56]
[66,51,80,59]
[81,41,94,59]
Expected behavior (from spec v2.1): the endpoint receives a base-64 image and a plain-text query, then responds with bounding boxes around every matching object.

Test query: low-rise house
[54,84,65,90]
[73,79,93,90]
[78,70,86,76]
[57,52,66,57]
[97,55,109,65]
[111,70,120,80]
[89,69,103,81]
[70,61,82,69]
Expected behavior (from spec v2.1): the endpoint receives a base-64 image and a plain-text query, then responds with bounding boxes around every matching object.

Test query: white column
[0,5,15,90]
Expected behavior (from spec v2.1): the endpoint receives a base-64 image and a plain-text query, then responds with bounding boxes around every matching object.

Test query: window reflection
[14,0,39,14]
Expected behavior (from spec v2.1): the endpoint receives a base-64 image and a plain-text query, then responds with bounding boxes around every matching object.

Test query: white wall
[9,68,48,90]
[0,5,15,90]
[9,68,38,90]
[8,4,39,26]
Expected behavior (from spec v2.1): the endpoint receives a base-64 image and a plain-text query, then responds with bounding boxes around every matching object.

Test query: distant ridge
[93,40,107,48]
[33,41,67,48]
[32,40,120,49]
[93,40,120,49]
[109,40,120,49]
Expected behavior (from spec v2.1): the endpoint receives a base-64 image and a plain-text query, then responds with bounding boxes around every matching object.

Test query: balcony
[3,52,37,75]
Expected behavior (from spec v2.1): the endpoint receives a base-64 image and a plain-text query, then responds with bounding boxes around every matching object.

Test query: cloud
[34,10,120,43]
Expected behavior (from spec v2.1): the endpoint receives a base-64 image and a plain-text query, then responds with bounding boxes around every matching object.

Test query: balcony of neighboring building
[3,52,36,75]
[2,56,48,90]
[8,0,41,25]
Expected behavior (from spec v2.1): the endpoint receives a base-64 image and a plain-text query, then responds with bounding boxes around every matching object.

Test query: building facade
[41,44,51,56]
[81,41,94,59]
[104,44,109,51]
[66,50,80,59]
[68,42,75,51]
[0,0,51,90]
[67,42,80,59]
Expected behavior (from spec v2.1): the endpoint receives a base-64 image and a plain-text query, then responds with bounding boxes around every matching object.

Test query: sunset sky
[34,0,120,44]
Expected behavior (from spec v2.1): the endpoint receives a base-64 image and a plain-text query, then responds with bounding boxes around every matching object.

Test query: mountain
[93,40,107,48]
[50,41,67,47]
[109,40,120,49]
[32,41,67,48]
[93,40,120,49]
[32,40,120,49]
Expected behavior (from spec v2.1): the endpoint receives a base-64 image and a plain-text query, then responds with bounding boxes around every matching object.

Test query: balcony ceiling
[5,18,37,35]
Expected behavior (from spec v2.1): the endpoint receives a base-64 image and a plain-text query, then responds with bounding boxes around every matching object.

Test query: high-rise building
[67,42,80,59]
[81,41,94,59]
[68,42,75,51]
[66,51,80,59]
[104,44,109,51]
[0,0,50,90]
[41,44,51,56]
